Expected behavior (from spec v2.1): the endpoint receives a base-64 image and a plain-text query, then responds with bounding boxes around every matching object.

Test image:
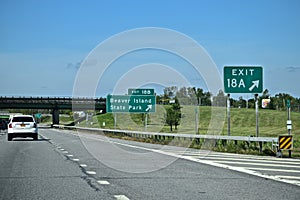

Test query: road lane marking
[246,167,300,173]
[86,171,96,175]
[62,151,69,154]
[76,132,300,187]
[80,164,87,168]
[212,160,300,168]
[97,180,110,185]
[179,151,300,163]
[114,195,130,200]
[275,175,300,180]
[72,158,80,162]
[197,156,300,165]
[67,154,74,157]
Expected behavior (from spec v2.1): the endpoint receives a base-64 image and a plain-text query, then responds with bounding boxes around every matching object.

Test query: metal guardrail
[53,125,278,145]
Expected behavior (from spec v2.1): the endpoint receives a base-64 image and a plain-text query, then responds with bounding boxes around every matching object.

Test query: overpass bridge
[0,97,106,124]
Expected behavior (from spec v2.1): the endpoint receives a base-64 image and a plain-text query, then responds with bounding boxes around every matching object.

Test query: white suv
[7,115,38,141]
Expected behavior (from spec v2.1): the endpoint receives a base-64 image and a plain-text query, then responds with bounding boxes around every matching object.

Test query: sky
[1,0,300,98]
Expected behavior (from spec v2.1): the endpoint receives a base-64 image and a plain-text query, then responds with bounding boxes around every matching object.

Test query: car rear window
[12,117,34,122]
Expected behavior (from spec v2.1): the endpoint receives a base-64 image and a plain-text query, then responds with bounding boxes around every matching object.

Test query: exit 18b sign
[224,66,263,93]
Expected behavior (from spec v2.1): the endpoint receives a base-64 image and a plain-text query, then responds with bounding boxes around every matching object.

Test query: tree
[165,98,181,131]
[175,87,198,105]
[213,90,227,107]
[163,86,178,99]
[231,96,246,108]
[202,91,212,106]
[192,87,212,106]
[270,93,295,110]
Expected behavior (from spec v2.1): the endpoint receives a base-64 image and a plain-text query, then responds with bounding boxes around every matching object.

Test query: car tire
[33,135,38,141]
[7,135,12,141]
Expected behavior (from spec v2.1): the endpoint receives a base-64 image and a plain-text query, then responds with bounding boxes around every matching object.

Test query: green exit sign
[224,66,263,93]
[128,88,154,96]
[106,95,156,113]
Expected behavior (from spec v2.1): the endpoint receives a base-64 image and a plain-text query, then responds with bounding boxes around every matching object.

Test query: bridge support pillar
[52,109,59,125]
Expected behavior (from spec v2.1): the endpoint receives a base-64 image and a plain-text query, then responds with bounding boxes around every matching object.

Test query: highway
[1,128,300,200]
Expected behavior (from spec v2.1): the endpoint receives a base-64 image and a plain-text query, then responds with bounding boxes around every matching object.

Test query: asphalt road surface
[1,128,300,200]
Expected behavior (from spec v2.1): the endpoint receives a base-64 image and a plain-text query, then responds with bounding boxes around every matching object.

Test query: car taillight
[9,123,12,128]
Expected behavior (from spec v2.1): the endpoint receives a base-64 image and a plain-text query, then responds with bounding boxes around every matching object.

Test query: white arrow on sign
[145,105,152,112]
[249,80,259,92]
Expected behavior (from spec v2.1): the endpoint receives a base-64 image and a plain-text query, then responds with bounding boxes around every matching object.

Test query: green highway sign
[128,88,155,96]
[106,95,156,113]
[34,113,42,119]
[224,66,263,93]
[287,99,291,108]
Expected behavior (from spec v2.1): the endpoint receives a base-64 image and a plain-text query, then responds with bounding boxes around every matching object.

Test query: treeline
[156,86,300,111]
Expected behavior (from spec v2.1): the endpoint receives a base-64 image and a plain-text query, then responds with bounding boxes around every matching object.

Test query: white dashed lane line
[114,195,130,200]
[97,180,110,185]
[86,171,97,175]
[80,164,87,168]
[42,135,120,198]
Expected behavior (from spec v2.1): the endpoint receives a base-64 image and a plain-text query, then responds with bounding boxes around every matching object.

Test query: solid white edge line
[79,133,300,187]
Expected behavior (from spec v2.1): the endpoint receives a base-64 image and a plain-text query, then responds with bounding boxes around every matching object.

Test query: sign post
[227,94,230,136]
[195,107,199,134]
[224,66,263,150]
[287,99,292,158]
[255,94,259,137]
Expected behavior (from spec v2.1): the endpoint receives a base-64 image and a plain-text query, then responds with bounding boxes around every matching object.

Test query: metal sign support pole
[195,107,199,134]
[114,113,117,130]
[145,113,148,131]
[255,94,259,137]
[227,94,230,136]
[255,94,262,152]
[288,102,292,158]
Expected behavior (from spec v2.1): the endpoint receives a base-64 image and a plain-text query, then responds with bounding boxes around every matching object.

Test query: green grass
[92,105,300,137]
[40,115,74,125]
[226,108,300,137]
[78,105,300,156]
[91,105,167,132]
